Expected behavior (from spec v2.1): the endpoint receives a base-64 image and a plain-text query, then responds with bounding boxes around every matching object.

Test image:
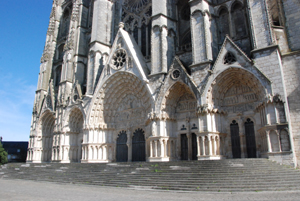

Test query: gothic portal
[28,0,300,167]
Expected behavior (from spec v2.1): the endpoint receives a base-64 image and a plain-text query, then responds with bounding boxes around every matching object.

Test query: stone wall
[282,0,300,51]
[252,48,285,97]
[282,52,300,165]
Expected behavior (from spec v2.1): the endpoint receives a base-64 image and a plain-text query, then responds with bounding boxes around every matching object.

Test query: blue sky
[0,1,53,141]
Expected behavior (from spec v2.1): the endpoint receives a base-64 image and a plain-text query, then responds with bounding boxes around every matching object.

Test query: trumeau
[27,0,300,168]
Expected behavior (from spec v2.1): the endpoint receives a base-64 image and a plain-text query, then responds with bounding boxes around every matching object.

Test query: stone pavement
[0,179,300,201]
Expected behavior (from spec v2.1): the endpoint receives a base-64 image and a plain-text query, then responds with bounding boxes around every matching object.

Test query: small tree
[0,143,8,165]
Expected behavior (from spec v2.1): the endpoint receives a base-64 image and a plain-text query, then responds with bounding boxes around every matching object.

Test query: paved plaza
[0,179,300,201]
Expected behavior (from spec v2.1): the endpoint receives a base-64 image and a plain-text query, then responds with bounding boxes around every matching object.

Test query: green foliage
[0,143,8,165]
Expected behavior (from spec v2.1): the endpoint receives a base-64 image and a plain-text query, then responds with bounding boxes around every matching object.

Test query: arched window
[59,7,72,39]
[122,1,152,59]
[88,0,94,28]
[55,66,62,88]
[218,8,230,45]
[57,44,64,60]
[177,0,191,50]
[231,3,247,39]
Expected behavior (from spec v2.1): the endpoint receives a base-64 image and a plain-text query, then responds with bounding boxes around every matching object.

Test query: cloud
[0,73,36,141]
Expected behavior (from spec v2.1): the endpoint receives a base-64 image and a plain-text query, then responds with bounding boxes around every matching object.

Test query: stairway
[1,159,300,192]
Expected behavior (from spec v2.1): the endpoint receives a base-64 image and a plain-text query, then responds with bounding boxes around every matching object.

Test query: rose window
[112,49,127,70]
[224,52,236,65]
[172,69,181,79]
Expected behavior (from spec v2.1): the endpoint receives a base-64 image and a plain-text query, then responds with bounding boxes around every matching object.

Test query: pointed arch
[63,107,85,162]
[68,107,84,133]
[88,72,154,129]
[203,67,270,109]
[38,110,55,162]
[161,81,197,115]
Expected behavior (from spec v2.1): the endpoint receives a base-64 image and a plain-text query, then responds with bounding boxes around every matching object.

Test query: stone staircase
[1,159,300,192]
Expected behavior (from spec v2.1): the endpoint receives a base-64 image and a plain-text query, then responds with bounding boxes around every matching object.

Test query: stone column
[150,140,153,157]
[160,139,164,157]
[104,146,107,160]
[266,131,272,152]
[168,140,171,158]
[127,143,132,162]
[217,136,221,155]
[208,136,212,156]
[240,133,246,158]
[274,104,280,124]
[201,136,206,156]
[214,136,217,155]
[155,140,158,157]
[164,140,168,157]
[81,147,84,160]
[86,51,95,95]
[161,27,168,73]
[277,132,282,152]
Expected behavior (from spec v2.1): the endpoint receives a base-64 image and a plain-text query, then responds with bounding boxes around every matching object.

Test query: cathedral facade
[27,0,300,166]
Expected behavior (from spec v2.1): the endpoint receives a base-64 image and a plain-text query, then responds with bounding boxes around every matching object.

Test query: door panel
[230,120,241,158]
[116,131,128,162]
[192,133,198,160]
[181,134,188,160]
[245,119,257,158]
[132,128,146,162]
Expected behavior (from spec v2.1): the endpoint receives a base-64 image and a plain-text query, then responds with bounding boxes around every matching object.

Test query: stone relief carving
[71,0,80,22]
[176,94,197,113]
[222,84,258,113]
[114,95,146,128]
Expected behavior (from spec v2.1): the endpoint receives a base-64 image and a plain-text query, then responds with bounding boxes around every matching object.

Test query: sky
[0,1,53,141]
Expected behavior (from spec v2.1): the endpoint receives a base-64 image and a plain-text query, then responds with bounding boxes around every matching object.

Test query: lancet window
[218,8,230,46]
[121,0,152,59]
[88,0,94,28]
[216,1,251,55]
[177,0,192,51]
[58,5,72,39]
[55,66,62,88]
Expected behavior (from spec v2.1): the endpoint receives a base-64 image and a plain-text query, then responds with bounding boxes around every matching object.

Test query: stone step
[2,159,300,192]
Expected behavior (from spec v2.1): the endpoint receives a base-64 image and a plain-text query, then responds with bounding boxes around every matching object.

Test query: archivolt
[161,82,196,112]
[89,72,153,127]
[208,67,267,107]
[68,108,84,133]
[38,110,55,137]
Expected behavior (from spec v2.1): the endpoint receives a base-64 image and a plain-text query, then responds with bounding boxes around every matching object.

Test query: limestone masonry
[27,0,300,166]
